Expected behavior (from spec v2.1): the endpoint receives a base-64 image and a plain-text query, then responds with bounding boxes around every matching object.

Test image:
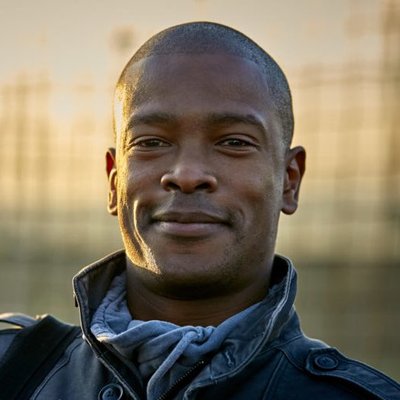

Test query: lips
[152,210,228,238]
[153,210,225,224]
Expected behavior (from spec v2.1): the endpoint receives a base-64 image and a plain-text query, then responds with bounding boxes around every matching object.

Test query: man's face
[108,53,303,296]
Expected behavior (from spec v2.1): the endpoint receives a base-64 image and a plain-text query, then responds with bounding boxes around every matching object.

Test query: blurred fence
[0,1,399,380]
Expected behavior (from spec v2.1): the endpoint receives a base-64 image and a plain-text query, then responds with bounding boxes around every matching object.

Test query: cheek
[115,161,141,231]
[238,168,282,202]
[117,159,163,228]
[234,170,283,225]
[117,158,154,201]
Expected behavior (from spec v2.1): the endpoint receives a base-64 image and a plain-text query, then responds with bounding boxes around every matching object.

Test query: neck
[125,267,271,326]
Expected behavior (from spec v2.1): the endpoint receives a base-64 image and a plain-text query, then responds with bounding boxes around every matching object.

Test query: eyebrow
[126,112,176,131]
[206,112,268,135]
[125,111,268,135]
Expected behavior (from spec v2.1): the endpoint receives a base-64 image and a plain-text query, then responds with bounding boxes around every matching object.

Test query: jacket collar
[73,250,299,382]
[73,250,127,340]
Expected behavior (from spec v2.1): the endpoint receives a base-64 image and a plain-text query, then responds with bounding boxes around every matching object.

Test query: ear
[281,146,306,215]
[106,148,118,216]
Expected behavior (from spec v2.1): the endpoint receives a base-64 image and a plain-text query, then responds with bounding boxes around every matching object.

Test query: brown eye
[134,138,170,148]
[221,138,251,146]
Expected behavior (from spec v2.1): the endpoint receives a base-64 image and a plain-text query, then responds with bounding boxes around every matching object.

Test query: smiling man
[107,48,304,327]
[0,22,399,400]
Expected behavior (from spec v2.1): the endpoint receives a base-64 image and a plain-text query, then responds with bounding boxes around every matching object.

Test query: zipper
[156,360,207,400]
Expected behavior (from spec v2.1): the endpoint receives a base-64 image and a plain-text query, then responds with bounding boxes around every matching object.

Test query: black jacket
[0,251,399,399]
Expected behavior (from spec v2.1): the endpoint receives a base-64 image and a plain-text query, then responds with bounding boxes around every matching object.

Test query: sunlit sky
[1,0,381,86]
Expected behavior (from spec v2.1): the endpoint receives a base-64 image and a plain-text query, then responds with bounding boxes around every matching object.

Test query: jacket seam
[33,338,82,397]
[261,352,285,399]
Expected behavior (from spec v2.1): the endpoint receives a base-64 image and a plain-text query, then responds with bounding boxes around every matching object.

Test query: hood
[72,250,299,388]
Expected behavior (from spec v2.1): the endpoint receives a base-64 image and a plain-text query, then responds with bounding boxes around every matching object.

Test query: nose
[160,156,217,194]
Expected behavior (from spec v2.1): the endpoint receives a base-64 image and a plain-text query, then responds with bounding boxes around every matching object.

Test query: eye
[215,135,259,155]
[219,138,253,147]
[217,135,258,149]
[133,137,170,148]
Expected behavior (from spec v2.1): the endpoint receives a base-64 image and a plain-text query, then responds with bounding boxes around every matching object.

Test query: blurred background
[0,0,399,380]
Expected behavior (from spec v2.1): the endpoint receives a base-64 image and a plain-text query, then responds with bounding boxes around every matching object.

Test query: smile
[152,211,228,238]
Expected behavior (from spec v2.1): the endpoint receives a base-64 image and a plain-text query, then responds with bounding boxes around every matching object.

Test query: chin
[148,258,238,299]
[155,276,231,300]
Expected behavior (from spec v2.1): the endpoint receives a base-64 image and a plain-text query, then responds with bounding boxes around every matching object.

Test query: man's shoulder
[0,312,39,359]
[0,313,80,359]
[0,312,38,329]
[0,313,84,399]
[274,334,400,400]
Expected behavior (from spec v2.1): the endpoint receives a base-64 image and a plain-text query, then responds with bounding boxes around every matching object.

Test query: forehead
[122,53,269,107]
[115,53,282,144]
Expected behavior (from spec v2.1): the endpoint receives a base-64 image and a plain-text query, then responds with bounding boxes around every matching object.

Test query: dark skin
[106,53,305,326]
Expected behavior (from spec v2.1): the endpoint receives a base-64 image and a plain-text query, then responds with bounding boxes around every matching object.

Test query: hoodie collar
[73,250,298,382]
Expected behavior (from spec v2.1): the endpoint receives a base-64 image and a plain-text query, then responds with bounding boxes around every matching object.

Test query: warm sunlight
[0,0,399,381]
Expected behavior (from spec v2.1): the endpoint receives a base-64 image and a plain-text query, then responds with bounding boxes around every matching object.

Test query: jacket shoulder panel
[305,348,400,400]
[0,313,40,360]
[278,335,400,400]
[0,312,37,329]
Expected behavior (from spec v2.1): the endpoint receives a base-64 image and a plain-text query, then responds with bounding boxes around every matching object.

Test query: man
[0,22,399,400]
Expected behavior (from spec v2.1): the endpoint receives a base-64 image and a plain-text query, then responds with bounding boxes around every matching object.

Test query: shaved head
[107,21,307,323]
[114,22,294,147]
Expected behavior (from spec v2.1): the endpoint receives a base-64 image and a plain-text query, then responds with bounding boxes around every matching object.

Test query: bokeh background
[1,0,399,380]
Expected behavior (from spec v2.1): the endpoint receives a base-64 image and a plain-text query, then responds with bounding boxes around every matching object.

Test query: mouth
[152,210,228,238]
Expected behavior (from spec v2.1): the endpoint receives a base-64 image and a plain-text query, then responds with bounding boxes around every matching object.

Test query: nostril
[163,181,180,191]
[160,170,217,193]
[197,182,212,191]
